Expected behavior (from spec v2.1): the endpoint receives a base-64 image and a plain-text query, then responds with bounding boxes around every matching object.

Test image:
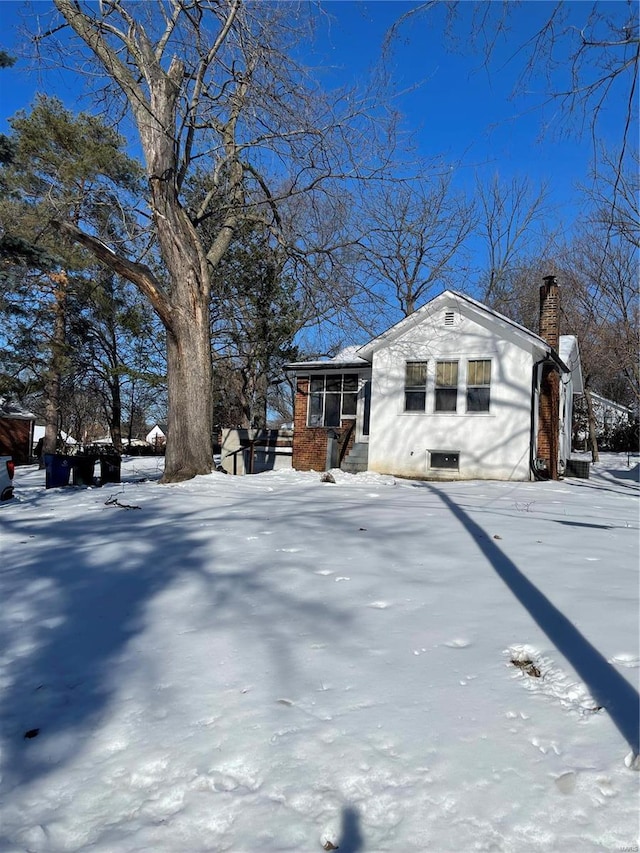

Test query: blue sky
[0,1,635,282]
[313,2,632,222]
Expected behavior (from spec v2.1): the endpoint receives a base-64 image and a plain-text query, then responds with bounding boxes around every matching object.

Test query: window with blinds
[404,361,428,412]
[466,359,491,412]
[435,361,458,412]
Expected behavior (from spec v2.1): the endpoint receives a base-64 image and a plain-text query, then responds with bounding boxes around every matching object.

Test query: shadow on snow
[0,484,352,792]
[428,484,639,756]
[337,805,365,853]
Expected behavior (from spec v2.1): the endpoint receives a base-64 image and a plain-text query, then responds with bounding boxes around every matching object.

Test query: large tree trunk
[141,65,215,481]
[52,1,239,482]
[43,272,68,456]
[55,215,215,482]
[164,299,214,481]
[108,377,123,454]
[149,194,215,481]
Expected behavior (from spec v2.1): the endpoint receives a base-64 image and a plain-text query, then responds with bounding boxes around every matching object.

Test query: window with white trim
[404,361,428,412]
[435,360,458,412]
[308,374,358,427]
[466,359,491,412]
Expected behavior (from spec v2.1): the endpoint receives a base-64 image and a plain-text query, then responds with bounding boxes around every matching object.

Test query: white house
[145,424,167,446]
[589,393,634,432]
[287,277,583,481]
[32,424,77,452]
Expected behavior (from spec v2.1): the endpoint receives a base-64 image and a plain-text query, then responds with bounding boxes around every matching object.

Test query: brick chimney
[539,274,559,350]
[537,275,560,479]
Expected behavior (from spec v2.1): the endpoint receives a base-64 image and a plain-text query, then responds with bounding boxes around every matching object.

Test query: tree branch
[52,219,174,332]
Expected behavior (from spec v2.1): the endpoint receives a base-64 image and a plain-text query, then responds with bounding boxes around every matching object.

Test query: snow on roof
[330,346,368,363]
[558,335,584,394]
[590,392,634,414]
[287,290,581,377]
[285,346,369,371]
[0,397,37,420]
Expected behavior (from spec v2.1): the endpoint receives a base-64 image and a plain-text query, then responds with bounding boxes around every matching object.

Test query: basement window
[430,451,459,470]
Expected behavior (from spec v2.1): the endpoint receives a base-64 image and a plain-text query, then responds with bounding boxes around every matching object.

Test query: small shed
[0,398,37,463]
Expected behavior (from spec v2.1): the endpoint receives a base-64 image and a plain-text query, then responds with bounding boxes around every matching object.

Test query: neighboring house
[32,425,77,455]
[573,392,635,451]
[145,424,167,446]
[589,393,634,433]
[286,277,583,481]
[0,398,37,464]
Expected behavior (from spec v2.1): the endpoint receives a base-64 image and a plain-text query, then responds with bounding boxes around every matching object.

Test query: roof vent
[444,310,455,326]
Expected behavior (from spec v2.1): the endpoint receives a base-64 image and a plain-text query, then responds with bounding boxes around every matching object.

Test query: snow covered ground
[0,454,638,853]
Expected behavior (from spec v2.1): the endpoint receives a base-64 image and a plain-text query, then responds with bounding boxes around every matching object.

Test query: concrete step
[346,442,369,459]
[342,460,368,473]
[341,442,369,473]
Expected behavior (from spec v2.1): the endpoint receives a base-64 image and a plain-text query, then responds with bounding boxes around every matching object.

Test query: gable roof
[286,289,578,377]
[356,289,556,361]
[146,423,167,437]
[589,392,633,414]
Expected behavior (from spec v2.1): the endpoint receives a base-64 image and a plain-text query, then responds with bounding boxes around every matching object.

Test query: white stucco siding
[366,308,539,481]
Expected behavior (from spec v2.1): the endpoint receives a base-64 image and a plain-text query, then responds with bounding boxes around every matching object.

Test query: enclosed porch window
[308,374,358,427]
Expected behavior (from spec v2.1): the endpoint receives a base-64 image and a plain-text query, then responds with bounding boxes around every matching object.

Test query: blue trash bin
[44,454,72,489]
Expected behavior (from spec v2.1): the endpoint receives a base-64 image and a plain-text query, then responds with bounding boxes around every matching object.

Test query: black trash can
[72,455,97,486]
[100,454,121,485]
[567,459,590,479]
[44,454,72,489]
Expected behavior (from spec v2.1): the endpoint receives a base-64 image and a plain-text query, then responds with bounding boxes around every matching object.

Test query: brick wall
[537,364,560,479]
[538,276,561,479]
[292,376,356,471]
[0,418,32,463]
[539,275,559,351]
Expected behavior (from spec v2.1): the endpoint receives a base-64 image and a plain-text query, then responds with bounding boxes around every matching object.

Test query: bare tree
[505,3,639,160]
[357,173,473,319]
[568,234,639,408]
[47,0,381,482]
[388,2,638,155]
[484,245,637,461]
[476,174,552,303]
[558,154,639,411]
[585,149,640,250]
